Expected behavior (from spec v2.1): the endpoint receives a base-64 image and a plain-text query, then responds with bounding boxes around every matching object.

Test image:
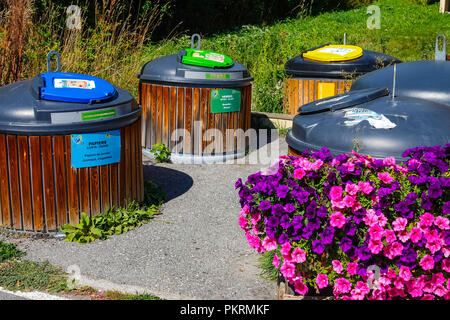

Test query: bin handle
[435,34,447,61]
[343,32,347,45]
[47,51,61,73]
[191,34,201,50]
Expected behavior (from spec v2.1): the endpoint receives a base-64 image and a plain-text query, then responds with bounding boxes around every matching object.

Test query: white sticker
[54,79,96,89]
[205,53,225,63]
[318,47,356,56]
[343,108,396,129]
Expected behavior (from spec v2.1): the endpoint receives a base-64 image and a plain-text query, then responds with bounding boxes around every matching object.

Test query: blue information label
[71,130,121,168]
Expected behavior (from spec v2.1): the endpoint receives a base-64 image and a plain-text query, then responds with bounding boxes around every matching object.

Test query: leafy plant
[60,180,167,243]
[0,240,26,262]
[150,142,171,163]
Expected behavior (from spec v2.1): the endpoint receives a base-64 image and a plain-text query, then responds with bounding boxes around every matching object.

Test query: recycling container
[0,53,143,233]
[286,54,450,161]
[138,34,253,163]
[284,43,401,115]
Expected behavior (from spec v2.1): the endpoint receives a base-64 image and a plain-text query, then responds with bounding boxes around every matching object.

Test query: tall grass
[0,0,171,93]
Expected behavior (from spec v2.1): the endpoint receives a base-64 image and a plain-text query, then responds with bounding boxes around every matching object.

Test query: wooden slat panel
[290,79,299,115]
[29,136,44,231]
[207,88,215,154]
[130,121,137,201]
[18,136,32,230]
[308,80,315,105]
[192,88,200,155]
[79,167,90,217]
[110,162,118,209]
[0,135,11,228]
[156,85,163,144]
[136,119,144,202]
[140,83,148,148]
[100,164,110,213]
[89,166,100,215]
[53,135,68,226]
[162,86,170,146]
[245,85,252,132]
[176,87,185,154]
[169,87,177,150]
[184,88,193,154]
[124,125,131,202]
[65,135,79,225]
[7,135,21,229]
[150,84,157,147]
[119,127,126,207]
[41,136,56,230]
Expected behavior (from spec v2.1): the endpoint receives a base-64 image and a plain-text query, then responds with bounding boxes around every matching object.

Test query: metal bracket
[435,34,447,61]
[46,51,61,72]
[190,34,201,50]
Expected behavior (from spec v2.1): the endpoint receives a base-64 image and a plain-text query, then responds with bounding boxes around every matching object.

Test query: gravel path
[12,138,287,300]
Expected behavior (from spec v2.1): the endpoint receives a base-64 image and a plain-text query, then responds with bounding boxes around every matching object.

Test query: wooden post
[440,0,449,13]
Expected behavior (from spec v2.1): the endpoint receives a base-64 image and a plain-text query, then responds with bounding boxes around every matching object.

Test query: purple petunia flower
[421,193,433,211]
[317,206,328,218]
[312,240,325,254]
[235,178,243,190]
[259,200,271,211]
[266,216,279,228]
[443,202,450,216]
[278,233,289,244]
[339,237,353,252]
[280,215,291,229]
[292,190,309,204]
[428,182,443,199]
[271,204,285,217]
[284,203,296,213]
[276,185,290,199]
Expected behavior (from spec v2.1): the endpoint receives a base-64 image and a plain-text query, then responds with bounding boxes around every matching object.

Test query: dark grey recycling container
[284,37,401,115]
[0,52,143,233]
[138,34,253,164]
[286,35,449,161]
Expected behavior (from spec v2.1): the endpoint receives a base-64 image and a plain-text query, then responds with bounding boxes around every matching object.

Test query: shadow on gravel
[143,165,194,201]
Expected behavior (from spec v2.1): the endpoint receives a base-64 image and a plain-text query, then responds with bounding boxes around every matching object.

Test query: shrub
[236,144,449,300]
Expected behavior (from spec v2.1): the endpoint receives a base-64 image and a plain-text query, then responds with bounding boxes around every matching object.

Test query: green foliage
[0,260,69,292]
[150,142,171,163]
[258,250,279,281]
[0,241,26,263]
[60,180,167,243]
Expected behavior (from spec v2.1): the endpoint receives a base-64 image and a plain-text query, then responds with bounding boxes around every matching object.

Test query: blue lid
[40,72,117,103]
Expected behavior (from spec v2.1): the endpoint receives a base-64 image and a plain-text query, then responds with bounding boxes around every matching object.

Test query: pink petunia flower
[272,254,280,269]
[334,278,352,295]
[329,186,343,201]
[280,261,296,279]
[368,225,384,241]
[311,159,324,171]
[378,172,394,184]
[316,274,329,289]
[384,229,397,243]
[332,260,343,274]
[419,212,435,228]
[250,212,261,225]
[345,183,359,196]
[420,255,435,271]
[398,266,412,282]
[397,230,410,243]
[363,209,379,227]
[280,242,292,258]
[330,211,346,229]
[291,247,306,263]
[245,232,261,250]
[368,239,383,254]
[346,262,358,275]
[442,259,450,273]
[238,216,248,230]
[262,237,277,252]
[293,168,306,180]
[383,157,396,166]
[409,227,423,243]
[434,216,450,230]
[343,195,356,208]
[358,181,374,195]
[293,278,308,295]
[392,217,408,232]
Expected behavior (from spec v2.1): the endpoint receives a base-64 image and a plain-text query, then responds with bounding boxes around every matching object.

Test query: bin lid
[285,45,402,79]
[138,52,253,87]
[0,73,140,135]
[181,49,234,68]
[350,60,450,107]
[302,45,364,62]
[40,72,117,104]
[286,60,450,161]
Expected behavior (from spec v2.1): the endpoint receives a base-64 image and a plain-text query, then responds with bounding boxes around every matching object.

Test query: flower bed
[236,145,450,300]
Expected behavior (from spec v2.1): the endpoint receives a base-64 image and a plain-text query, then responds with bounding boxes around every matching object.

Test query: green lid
[181,48,234,68]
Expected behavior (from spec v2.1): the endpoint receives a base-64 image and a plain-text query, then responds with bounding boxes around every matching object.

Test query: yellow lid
[303,45,363,62]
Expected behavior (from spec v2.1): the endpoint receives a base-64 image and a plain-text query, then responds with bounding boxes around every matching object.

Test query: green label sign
[81,108,116,121]
[210,89,241,113]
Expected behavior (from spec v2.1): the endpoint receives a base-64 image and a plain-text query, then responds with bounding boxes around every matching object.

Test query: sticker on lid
[317,47,357,56]
[343,108,396,129]
[54,78,96,89]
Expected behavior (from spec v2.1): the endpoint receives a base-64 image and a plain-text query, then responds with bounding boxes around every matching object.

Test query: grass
[138,0,448,113]
[0,240,26,263]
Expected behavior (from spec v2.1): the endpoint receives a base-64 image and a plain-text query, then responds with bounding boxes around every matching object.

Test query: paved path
[12,138,286,300]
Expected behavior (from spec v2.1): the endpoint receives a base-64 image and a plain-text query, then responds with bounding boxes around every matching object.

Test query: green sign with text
[210,89,241,113]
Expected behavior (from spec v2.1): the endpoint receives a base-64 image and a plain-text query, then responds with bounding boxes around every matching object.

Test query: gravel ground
[9,137,287,300]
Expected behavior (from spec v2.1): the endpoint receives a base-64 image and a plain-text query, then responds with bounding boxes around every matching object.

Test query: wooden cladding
[288,146,303,158]
[140,83,252,155]
[0,120,143,232]
[284,78,352,115]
